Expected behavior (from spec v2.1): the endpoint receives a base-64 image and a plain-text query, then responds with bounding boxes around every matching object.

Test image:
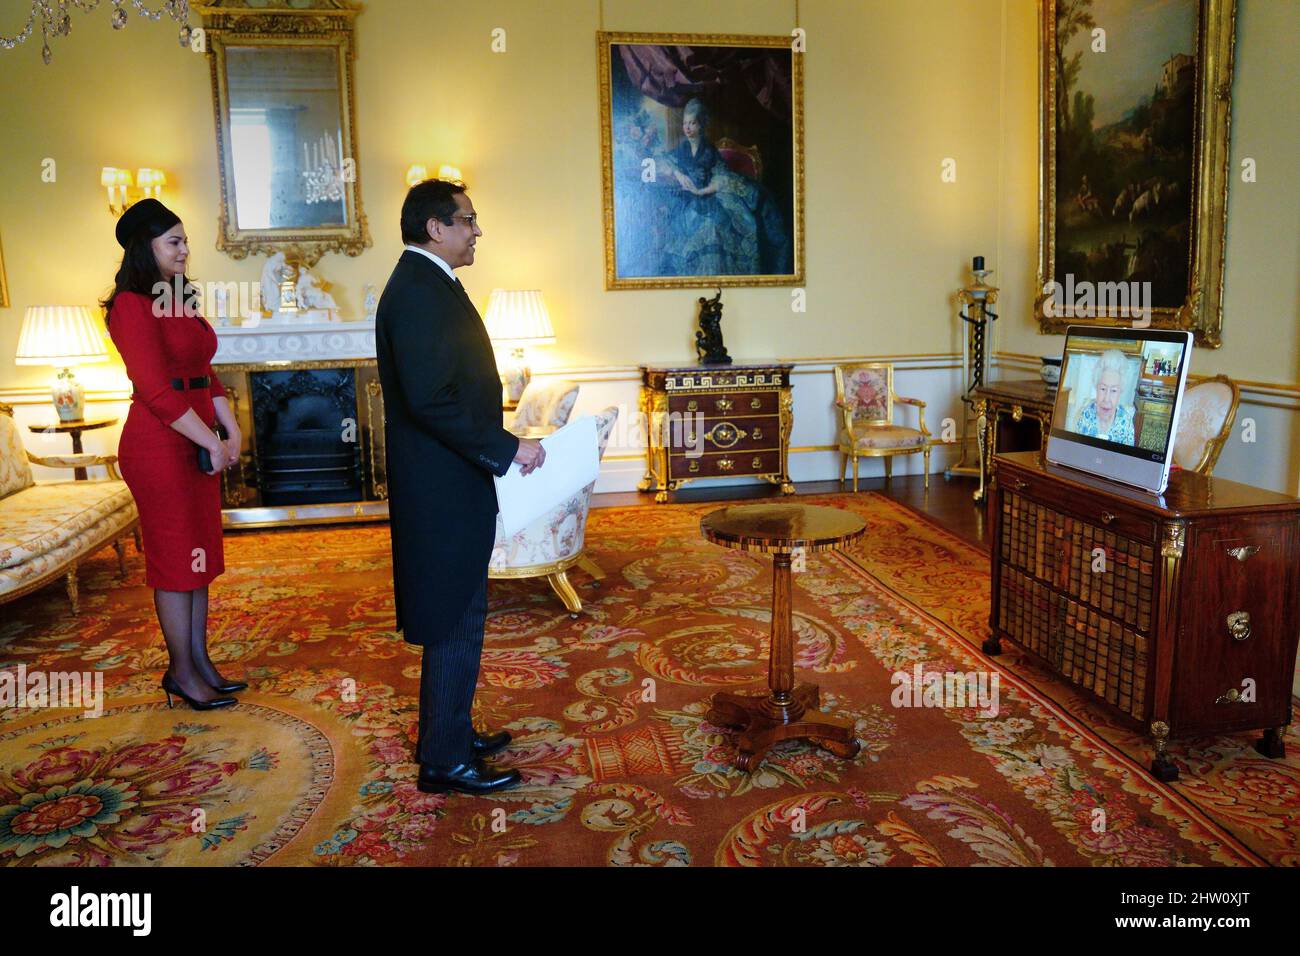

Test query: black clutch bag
[197,424,229,473]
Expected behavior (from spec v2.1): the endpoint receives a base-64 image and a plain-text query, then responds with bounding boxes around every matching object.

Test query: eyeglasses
[448,214,478,228]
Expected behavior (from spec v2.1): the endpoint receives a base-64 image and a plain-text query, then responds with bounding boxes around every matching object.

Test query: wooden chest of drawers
[988,451,1300,781]
[639,363,794,503]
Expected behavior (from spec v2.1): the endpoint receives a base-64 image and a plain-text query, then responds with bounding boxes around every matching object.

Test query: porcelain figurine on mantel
[259,252,298,323]
[295,266,340,322]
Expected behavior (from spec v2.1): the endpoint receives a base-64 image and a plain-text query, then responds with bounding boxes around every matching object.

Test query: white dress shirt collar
[404,244,457,282]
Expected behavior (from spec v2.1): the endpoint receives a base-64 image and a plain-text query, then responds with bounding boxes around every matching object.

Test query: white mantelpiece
[213,319,375,364]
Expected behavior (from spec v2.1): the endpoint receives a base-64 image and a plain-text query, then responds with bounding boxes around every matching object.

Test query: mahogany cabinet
[988,451,1300,781]
[639,363,794,503]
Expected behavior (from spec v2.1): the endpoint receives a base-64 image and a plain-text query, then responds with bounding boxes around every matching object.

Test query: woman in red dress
[103,199,245,710]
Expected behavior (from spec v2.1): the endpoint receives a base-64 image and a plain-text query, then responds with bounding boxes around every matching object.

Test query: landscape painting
[1037,0,1238,346]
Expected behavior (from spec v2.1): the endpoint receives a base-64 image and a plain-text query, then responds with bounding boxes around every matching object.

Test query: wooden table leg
[707,553,860,771]
[70,428,87,481]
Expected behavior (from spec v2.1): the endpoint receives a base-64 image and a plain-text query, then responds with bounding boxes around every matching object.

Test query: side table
[700,503,866,771]
[29,417,119,480]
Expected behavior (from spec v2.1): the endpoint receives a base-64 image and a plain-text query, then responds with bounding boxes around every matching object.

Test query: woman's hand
[674,170,693,191]
[205,438,230,475]
[224,427,242,471]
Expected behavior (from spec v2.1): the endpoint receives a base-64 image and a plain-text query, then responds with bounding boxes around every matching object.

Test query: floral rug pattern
[1,494,1295,866]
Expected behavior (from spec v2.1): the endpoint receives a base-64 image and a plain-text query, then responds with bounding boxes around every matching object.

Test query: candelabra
[301,132,346,205]
[945,256,999,481]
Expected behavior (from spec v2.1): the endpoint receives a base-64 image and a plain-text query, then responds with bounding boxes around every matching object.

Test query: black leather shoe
[472,729,511,758]
[417,758,522,795]
[210,678,248,694]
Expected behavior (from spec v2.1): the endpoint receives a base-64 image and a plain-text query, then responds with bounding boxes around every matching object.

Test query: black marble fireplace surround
[249,368,364,505]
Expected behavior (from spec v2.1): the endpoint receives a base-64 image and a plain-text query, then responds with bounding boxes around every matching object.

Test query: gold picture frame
[1036,0,1237,347]
[198,0,370,266]
[598,31,805,290]
[0,232,8,308]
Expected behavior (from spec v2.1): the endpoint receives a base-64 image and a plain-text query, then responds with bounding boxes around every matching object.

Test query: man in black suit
[375,179,545,795]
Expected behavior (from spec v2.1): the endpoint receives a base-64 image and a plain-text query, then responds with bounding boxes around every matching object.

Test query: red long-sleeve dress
[107,291,226,591]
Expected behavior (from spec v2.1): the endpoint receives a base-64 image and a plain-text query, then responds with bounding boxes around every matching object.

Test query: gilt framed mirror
[199,0,369,265]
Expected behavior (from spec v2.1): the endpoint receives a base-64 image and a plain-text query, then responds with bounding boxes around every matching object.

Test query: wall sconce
[404,163,464,187]
[101,167,133,215]
[136,168,167,200]
[101,166,167,215]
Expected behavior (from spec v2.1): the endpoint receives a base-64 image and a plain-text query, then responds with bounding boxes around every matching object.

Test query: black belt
[171,376,210,390]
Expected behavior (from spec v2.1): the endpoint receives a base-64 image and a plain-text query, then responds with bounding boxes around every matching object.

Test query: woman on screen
[1074,349,1136,445]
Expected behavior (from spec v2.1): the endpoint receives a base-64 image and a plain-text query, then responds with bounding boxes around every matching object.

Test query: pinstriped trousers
[417,574,488,767]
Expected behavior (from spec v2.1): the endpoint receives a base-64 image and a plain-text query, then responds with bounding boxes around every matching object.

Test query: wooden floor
[592,472,990,552]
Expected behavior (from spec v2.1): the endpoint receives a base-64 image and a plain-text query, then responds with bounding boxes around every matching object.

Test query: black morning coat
[374,249,520,646]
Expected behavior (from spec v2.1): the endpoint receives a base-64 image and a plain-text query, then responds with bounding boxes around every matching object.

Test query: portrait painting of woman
[599,33,804,289]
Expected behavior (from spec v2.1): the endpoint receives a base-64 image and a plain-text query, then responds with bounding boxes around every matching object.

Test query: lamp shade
[483,290,556,347]
[16,306,109,366]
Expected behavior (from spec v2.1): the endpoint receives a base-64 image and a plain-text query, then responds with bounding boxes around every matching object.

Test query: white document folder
[493,415,600,536]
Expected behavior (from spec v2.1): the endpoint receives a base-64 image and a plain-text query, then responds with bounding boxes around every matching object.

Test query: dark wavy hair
[400,178,466,245]
[100,224,197,324]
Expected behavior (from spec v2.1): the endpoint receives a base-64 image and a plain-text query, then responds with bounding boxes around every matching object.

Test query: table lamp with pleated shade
[483,289,556,403]
[16,305,109,421]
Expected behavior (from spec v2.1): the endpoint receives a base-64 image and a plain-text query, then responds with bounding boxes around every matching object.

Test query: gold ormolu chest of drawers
[989,451,1300,781]
[639,363,795,503]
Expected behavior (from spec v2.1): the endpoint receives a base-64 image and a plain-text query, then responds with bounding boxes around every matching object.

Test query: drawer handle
[686,399,698,412]
[1215,687,1248,705]
[752,426,763,441]
[1227,610,1251,642]
[688,459,700,473]
[1100,511,1116,525]
[718,457,734,471]
[1010,478,1027,491]
[1226,545,1259,562]
[751,456,763,469]
[716,397,734,412]
[705,421,746,449]
[750,397,762,409]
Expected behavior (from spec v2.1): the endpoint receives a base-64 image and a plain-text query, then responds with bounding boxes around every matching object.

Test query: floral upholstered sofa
[0,403,138,614]
[489,405,618,615]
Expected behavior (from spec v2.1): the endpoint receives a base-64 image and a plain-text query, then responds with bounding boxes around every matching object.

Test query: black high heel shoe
[162,673,236,711]
[209,677,248,694]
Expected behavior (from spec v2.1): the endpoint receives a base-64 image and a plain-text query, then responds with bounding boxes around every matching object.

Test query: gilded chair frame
[1181,373,1240,475]
[0,404,139,614]
[833,363,932,492]
[490,553,607,618]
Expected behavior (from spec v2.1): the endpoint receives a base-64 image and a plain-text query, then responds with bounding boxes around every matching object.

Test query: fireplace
[210,346,389,528]
[251,369,362,505]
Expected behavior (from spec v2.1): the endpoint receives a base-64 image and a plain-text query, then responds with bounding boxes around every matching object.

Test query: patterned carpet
[1,493,1296,866]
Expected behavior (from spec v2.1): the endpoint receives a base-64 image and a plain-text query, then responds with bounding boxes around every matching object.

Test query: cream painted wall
[0,0,1295,474]
[0,0,1007,388]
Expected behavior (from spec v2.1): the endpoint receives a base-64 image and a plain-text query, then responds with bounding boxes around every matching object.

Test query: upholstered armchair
[509,378,580,432]
[0,403,139,613]
[833,363,931,492]
[489,405,618,616]
[1172,374,1240,476]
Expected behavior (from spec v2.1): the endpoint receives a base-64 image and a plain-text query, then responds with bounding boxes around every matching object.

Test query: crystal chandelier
[0,1,194,65]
